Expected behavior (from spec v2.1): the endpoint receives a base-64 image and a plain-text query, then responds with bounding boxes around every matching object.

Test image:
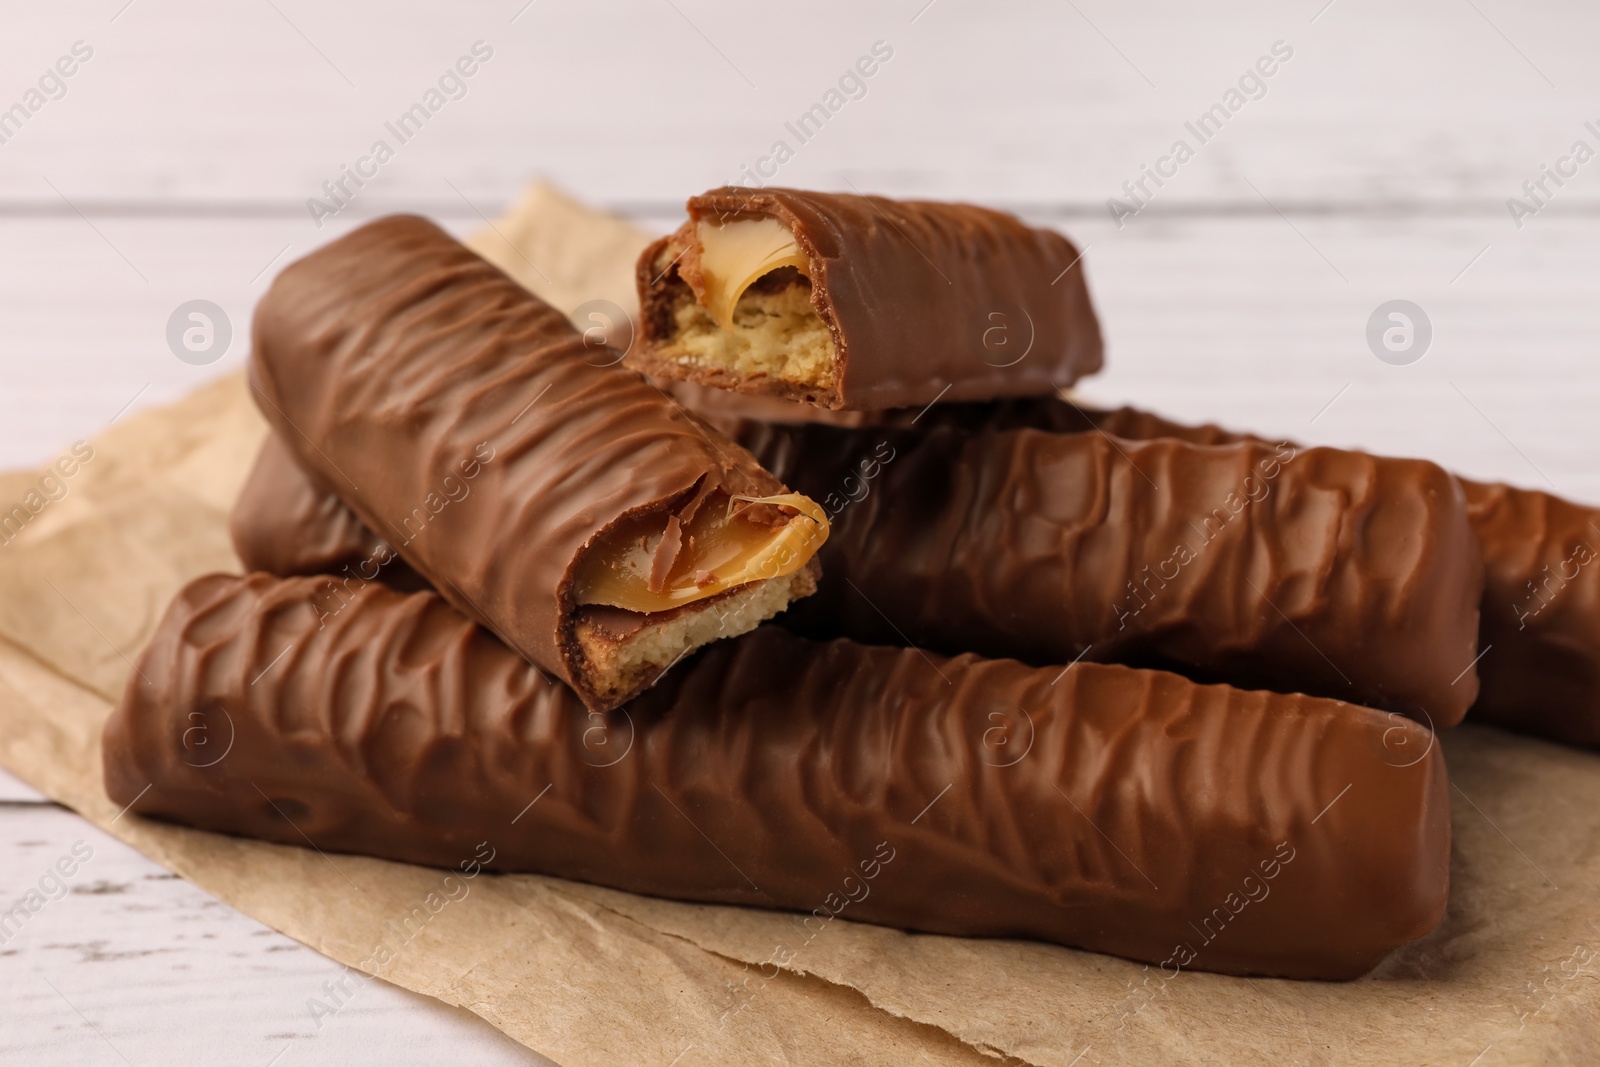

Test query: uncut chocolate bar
[103,572,1449,980]
[248,215,829,712]
[1083,409,1600,748]
[1451,481,1600,746]
[232,416,1484,723]
[743,421,1484,724]
[982,404,1600,748]
[633,187,1103,409]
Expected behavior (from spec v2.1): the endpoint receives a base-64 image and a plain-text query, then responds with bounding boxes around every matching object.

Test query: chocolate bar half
[104,572,1449,980]
[633,188,1103,410]
[249,216,829,712]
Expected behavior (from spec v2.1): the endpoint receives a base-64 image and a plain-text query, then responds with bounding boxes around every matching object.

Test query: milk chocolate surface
[737,421,1484,725]
[635,188,1103,409]
[248,215,822,712]
[104,572,1449,980]
[232,407,1484,723]
[1461,480,1600,746]
[1039,408,1600,748]
[230,434,424,590]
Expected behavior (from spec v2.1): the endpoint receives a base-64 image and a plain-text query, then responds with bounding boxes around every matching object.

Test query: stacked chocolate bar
[106,188,1584,982]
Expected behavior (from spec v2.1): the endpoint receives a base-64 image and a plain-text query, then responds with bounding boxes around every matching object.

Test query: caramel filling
[695,218,810,330]
[573,490,828,614]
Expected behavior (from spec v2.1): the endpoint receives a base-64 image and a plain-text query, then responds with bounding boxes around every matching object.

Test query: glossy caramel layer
[634,187,1104,409]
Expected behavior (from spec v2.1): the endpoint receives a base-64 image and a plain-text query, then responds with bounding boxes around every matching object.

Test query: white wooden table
[4,1,1599,1063]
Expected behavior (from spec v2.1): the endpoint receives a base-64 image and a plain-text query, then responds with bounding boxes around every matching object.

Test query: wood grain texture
[2,0,1598,208]
[0,806,551,1065]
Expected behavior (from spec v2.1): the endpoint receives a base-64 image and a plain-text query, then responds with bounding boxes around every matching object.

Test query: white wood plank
[0,0,1598,208]
[0,806,555,1066]
[0,769,45,803]
[1069,211,1600,503]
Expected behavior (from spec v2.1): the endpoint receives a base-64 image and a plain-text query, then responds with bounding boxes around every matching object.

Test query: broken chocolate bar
[634,187,1103,409]
[103,572,1450,980]
[248,215,829,712]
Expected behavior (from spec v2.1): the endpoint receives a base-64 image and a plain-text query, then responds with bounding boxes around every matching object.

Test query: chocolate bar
[1461,480,1600,746]
[103,572,1449,980]
[248,216,829,712]
[1002,406,1600,748]
[231,411,1484,722]
[230,434,424,590]
[738,421,1484,725]
[633,187,1103,410]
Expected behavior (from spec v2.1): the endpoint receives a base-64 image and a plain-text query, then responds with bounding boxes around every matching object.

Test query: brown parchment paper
[1,184,1597,1067]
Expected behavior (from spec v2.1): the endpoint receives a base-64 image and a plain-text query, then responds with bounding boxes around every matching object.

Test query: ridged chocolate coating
[103,572,1449,980]
[737,421,1484,725]
[1460,480,1600,746]
[1009,407,1600,749]
[634,187,1104,409]
[661,389,1600,746]
[248,215,803,712]
[229,410,1484,722]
